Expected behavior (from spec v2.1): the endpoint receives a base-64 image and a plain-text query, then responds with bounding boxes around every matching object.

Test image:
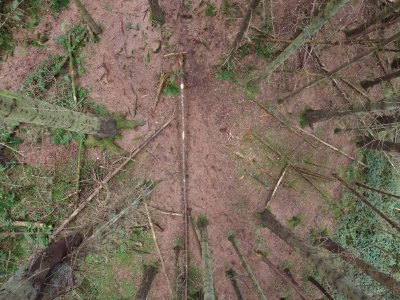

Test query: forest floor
[0,0,399,299]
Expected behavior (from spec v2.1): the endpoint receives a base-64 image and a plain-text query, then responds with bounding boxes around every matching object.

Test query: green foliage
[287,214,304,229]
[85,136,122,152]
[205,3,217,16]
[255,40,275,61]
[49,0,70,13]
[90,102,109,116]
[215,69,236,83]
[163,76,180,97]
[0,155,98,284]
[0,0,69,59]
[333,150,400,297]
[51,128,85,145]
[299,105,311,128]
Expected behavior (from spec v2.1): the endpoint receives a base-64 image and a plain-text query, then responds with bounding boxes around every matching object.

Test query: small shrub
[205,3,217,16]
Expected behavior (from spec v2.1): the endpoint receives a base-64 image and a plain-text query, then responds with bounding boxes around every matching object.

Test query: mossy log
[0,90,117,138]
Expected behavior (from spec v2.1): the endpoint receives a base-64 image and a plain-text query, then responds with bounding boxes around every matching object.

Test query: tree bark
[250,0,348,85]
[319,237,400,295]
[228,233,267,300]
[307,276,334,300]
[360,69,400,89]
[225,268,244,300]
[278,31,400,104]
[135,264,158,300]
[0,233,82,300]
[197,215,215,300]
[333,174,400,232]
[302,95,400,124]
[357,136,400,153]
[258,209,372,299]
[224,0,262,66]
[345,1,400,38]
[73,0,102,35]
[148,0,165,25]
[0,90,117,138]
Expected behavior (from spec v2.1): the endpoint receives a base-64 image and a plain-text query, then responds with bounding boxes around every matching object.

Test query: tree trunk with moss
[149,0,165,25]
[73,0,102,34]
[250,0,348,85]
[258,209,372,300]
[197,215,215,300]
[0,90,116,138]
[345,1,400,38]
[302,95,400,125]
[319,237,400,295]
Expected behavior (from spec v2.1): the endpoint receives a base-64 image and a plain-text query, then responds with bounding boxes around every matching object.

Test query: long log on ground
[249,0,348,85]
[360,69,400,89]
[0,90,116,139]
[357,136,400,153]
[258,254,311,300]
[307,276,334,300]
[345,1,400,38]
[197,215,215,300]
[258,209,372,299]
[319,237,400,295]
[135,263,158,300]
[228,232,267,300]
[223,0,262,66]
[333,174,400,232]
[0,233,82,300]
[73,0,102,34]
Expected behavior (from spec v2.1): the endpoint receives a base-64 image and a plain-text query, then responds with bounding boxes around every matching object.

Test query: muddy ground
[1,0,398,299]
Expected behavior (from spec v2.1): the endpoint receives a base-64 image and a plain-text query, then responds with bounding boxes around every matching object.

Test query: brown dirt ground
[1,0,399,298]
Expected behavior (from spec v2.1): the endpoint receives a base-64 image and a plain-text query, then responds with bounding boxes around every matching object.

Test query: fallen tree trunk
[197,215,216,300]
[0,90,116,139]
[278,31,400,104]
[301,95,400,125]
[0,233,83,300]
[258,209,372,299]
[226,268,244,300]
[228,232,267,300]
[333,173,400,232]
[249,0,348,85]
[357,136,400,154]
[345,1,400,38]
[360,69,400,89]
[319,237,400,295]
[73,0,102,34]
[224,0,262,66]
[136,263,158,300]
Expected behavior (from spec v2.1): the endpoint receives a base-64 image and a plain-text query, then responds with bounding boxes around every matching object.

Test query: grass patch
[163,76,180,97]
[205,3,217,16]
[287,214,304,229]
[0,0,69,59]
[215,69,236,83]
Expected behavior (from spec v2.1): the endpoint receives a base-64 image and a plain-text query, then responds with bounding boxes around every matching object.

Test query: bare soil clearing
[1,0,399,299]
